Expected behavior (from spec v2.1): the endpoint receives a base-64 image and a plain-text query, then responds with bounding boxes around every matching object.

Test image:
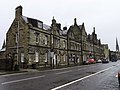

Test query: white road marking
[2,75,45,85]
[51,66,114,90]
[77,68,86,71]
[0,72,27,78]
[56,70,72,75]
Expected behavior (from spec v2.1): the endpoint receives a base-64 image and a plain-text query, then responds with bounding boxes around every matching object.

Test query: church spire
[116,37,119,51]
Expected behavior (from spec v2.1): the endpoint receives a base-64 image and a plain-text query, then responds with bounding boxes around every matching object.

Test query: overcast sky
[0,0,120,51]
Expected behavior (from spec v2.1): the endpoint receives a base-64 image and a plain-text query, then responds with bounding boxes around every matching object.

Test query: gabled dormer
[67,18,82,42]
[92,27,98,45]
[80,23,87,42]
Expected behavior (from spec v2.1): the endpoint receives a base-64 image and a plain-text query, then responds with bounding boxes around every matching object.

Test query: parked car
[97,59,102,63]
[86,58,96,64]
[111,58,117,62]
[102,59,109,63]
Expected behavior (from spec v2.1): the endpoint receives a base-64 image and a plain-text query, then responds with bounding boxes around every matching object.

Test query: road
[0,61,120,90]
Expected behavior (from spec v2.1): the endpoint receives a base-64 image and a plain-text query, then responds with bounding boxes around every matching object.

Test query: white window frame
[35,51,39,62]
[52,37,53,44]
[21,53,24,62]
[45,35,48,45]
[64,54,66,62]
[45,53,48,63]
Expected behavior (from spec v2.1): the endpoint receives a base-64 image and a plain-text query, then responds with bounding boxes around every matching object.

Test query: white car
[97,59,102,63]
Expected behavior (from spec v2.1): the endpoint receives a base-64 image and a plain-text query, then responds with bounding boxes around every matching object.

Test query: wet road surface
[0,61,120,90]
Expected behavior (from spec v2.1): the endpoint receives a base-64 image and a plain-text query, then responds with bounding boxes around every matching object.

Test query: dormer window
[38,21,43,29]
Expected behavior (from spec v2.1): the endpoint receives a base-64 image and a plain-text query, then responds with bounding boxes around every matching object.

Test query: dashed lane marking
[1,75,45,85]
[77,68,86,71]
[0,72,28,78]
[56,70,72,75]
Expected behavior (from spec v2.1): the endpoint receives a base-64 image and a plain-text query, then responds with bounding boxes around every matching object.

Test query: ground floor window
[35,52,39,62]
[45,53,48,63]
[21,53,24,62]
[64,54,66,62]
[57,55,60,64]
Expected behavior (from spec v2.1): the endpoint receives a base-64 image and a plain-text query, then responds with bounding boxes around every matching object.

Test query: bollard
[118,72,120,86]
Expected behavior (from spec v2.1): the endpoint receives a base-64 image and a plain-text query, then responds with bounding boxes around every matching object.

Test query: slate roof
[22,16,50,30]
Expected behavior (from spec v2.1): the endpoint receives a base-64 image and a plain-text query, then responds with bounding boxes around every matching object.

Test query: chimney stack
[15,5,22,18]
[56,23,61,29]
[74,18,77,25]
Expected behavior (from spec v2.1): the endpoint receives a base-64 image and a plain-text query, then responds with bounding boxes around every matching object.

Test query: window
[35,52,39,62]
[45,53,48,63]
[52,37,53,44]
[79,45,81,51]
[21,53,24,62]
[38,21,43,29]
[56,38,60,48]
[64,54,66,61]
[45,35,48,45]
[16,33,18,43]
[57,55,60,63]
[63,40,66,48]
[35,33,39,43]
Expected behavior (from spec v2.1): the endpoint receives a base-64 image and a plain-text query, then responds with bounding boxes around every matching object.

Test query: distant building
[87,28,104,60]
[103,44,109,60]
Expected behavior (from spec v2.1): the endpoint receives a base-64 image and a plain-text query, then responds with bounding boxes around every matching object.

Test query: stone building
[2,6,105,70]
[5,6,70,69]
[66,18,82,65]
[87,28,104,60]
[0,40,6,59]
[6,6,51,69]
[103,44,109,60]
